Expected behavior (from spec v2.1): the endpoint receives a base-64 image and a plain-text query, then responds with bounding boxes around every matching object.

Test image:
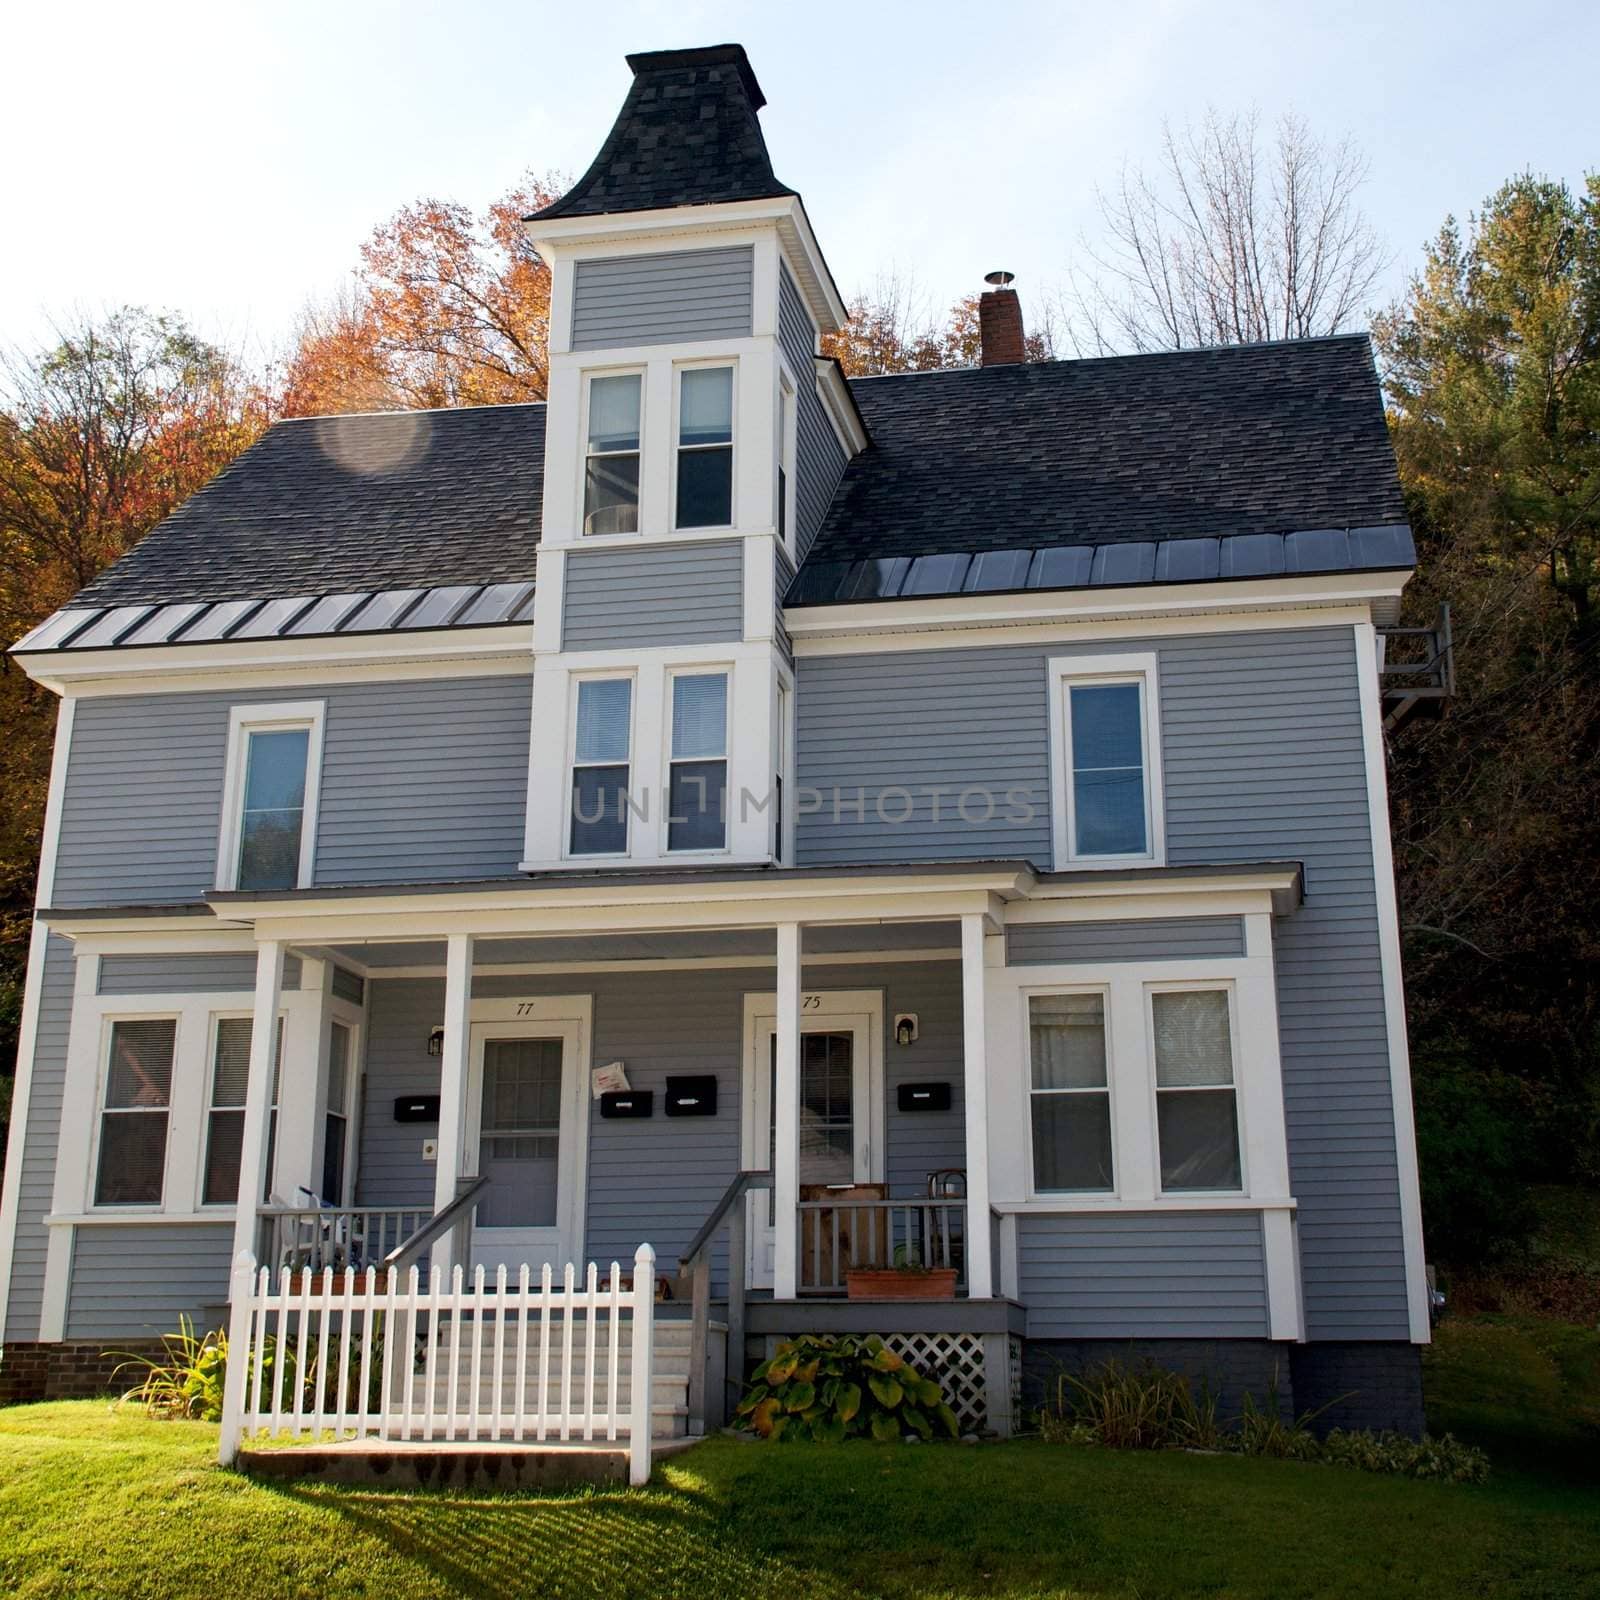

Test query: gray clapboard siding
[571,247,754,349]
[331,965,365,1006]
[4,934,74,1342]
[562,541,744,650]
[1019,1212,1269,1338]
[778,264,848,563]
[357,961,965,1294]
[50,674,532,906]
[97,953,302,994]
[1006,917,1245,965]
[64,1223,233,1339]
[795,625,1410,1340]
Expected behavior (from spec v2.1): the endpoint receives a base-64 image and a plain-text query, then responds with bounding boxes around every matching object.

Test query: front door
[741,991,884,1289]
[465,1017,585,1272]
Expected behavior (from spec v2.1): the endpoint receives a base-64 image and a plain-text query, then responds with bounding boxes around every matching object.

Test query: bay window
[583,373,642,535]
[1152,988,1243,1192]
[667,671,728,852]
[570,676,632,855]
[202,1015,283,1206]
[675,366,734,528]
[1027,992,1114,1192]
[95,1018,177,1206]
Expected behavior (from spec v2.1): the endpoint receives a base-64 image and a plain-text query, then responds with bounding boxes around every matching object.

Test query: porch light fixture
[427,1025,445,1057]
[894,1014,918,1046]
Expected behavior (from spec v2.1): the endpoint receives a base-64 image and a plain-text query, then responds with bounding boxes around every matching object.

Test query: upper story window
[218,702,324,893]
[675,366,734,529]
[1027,991,1114,1193]
[1151,987,1243,1192]
[584,372,642,535]
[667,670,728,852]
[570,676,633,856]
[777,378,796,553]
[1048,654,1164,869]
[94,1017,176,1206]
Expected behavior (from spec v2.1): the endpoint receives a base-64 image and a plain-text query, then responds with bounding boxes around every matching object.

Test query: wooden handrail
[681,1170,771,1268]
[384,1175,491,1273]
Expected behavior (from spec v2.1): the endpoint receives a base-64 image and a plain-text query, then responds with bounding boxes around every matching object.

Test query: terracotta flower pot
[845,1268,958,1301]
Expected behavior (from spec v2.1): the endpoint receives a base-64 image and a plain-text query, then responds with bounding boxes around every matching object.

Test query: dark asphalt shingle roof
[529,45,795,221]
[72,404,544,608]
[808,335,1407,565]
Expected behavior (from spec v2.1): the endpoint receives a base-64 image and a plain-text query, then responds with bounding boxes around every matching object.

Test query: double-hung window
[321,1020,353,1205]
[777,378,795,552]
[95,1019,177,1206]
[1152,988,1243,1192]
[220,704,323,892]
[1050,656,1163,867]
[570,677,632,855]
[667,671,728,852]
[202,1015,283,1206]
[1027,992,1114,1192]
[583,373,642,535]
[676,366,734,528]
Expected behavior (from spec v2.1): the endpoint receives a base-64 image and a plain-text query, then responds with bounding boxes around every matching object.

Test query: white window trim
[1145,979,1247,1199]
[671,359,738,533]
[1022,984,1117,1199]
[197,1010,285,1211]
[580,366,646,539]
[565,670,637,861]
[777,364,798,560]
[88,1011,180,1212]
[660,663,733,858]
[215,701,326,892]
[1046,652,1165,870]
[320,1013,362,1208]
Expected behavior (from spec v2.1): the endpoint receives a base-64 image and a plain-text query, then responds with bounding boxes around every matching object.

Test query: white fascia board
[527,197,846,332]
[14,625,534,697]
[785,574,1412,649]
[814,359,868,457]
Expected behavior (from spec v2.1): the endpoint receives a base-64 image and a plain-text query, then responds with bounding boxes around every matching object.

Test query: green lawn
[3,1317,1598,1600]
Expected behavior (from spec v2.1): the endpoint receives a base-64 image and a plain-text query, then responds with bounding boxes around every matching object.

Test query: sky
[3,0,1596,363]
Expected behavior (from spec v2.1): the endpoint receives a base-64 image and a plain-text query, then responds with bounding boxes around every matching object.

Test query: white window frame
[1047,653,1165,870]
[777,367,798,559]
[660,663,733,858]
[565,670,637,860]
[580,366,646,538]
[1021,984,1118,1199]
[1146,979,1247,1198]
[215,701,326,892]
[320,1015,361,1208]
[197,1010,285,1210]
[89,1012,180,1211]
[671,359,738,533]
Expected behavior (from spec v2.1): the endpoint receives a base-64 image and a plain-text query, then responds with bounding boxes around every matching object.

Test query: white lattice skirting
[875,1332,1020,1435]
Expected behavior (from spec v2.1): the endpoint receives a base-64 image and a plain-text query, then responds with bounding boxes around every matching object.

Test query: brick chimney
[979,271,1025,366]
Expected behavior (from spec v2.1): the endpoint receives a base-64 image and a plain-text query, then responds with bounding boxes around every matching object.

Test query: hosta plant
[736,1333,960,1442]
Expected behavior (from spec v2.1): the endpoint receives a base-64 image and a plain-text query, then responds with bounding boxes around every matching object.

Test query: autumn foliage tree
[282,174,562,415]
[0,309,269,1143]
[824,273,1055,375]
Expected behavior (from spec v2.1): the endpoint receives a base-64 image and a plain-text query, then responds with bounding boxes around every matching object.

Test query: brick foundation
[0,1340,167,1405]
[1021,1337,1425,1437]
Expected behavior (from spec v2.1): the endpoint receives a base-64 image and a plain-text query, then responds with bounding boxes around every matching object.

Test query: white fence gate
[218,1242,658,1485]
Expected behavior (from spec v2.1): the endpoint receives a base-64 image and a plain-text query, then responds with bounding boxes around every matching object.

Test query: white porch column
[772,921,802,1301]
[230,940,286,1269]
[272,956,327,1206]
[960,913,994,1299]
[432,932,474,1279]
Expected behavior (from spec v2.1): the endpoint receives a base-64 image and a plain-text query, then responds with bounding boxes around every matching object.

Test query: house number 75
[802,994,823,1009]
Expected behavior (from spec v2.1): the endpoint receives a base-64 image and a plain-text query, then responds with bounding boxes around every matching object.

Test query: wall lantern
[427,1025,445,1057]
[894,1013,919,1046]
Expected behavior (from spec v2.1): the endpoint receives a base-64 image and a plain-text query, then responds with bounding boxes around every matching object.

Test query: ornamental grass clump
[736,1334,960,1442]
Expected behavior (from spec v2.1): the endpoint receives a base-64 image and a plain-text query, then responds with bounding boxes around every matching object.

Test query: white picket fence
[218,1242,657,1485]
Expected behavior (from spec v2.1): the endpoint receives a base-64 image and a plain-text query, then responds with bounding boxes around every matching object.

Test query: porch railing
[258,1205,430,1276]
[217,1243,659,1485]
[797,1195,967,1295]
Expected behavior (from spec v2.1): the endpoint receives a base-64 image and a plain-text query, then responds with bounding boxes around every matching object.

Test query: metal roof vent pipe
[978,270,1025,366]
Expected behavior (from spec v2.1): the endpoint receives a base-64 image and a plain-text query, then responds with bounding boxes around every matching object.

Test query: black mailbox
[601,1090,654,1119]
[394,1094,441,1123]
[664,1075,718,1117]
[897,1082,952,1113]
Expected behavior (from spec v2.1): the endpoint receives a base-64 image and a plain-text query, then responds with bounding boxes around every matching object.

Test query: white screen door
[465,1018,584,1271]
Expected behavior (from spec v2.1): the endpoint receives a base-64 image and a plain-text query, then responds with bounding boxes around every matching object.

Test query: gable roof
[529,45,796,221]
[68,404,545,609]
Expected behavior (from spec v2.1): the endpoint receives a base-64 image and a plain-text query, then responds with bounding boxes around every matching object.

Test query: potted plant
[845,1245,958,1301]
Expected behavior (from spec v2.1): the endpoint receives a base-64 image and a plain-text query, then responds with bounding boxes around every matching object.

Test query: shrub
[735,1334,960,1443]
[1319,1428,1490,1484]
[1038,1358,1215,1451]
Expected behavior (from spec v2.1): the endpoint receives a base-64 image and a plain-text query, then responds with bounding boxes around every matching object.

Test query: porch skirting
[0,1340,162,1404]
[1019,1338,1424,1438]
